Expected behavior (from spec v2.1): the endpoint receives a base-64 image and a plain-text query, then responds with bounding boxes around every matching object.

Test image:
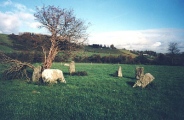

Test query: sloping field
[0,34,13,45]
[0,34,14,53]
[0,63,184,119]
[84,46,137,57]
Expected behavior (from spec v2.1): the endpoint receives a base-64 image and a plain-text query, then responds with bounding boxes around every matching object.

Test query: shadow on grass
[109,73,117,77]
[126,81,135,87]
[145,82,157,90]
[64,71,88,76]
[123,75,135,80]
[63,72,70,76]
[109,73,135,79]
[126,81,157,90]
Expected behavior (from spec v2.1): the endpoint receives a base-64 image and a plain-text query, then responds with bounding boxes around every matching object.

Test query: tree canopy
[168,42,180,55]
[34,5,89,69]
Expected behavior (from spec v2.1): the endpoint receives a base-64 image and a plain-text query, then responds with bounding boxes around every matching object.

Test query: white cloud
[89,29,184,53]
[14,3,27,11]
[1,0,12,6]
[28,22,41,29]
[0,0,43,34]
[153,42,161,47]
[0,11,20,33]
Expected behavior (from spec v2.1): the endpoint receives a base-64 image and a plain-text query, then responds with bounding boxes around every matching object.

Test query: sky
[0,0,184,53]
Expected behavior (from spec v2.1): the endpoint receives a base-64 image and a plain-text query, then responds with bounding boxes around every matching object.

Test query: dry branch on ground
[0,51,35,80]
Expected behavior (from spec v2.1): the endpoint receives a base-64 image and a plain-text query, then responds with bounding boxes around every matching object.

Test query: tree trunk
[43,36,59,69]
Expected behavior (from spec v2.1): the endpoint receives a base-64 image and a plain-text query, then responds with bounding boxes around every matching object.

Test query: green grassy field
[0,63,184,120]
[0,34,14,53]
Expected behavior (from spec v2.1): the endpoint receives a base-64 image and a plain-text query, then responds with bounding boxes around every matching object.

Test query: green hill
[0,34,14,53]
[0,33,137,58]
[83,46,137,58]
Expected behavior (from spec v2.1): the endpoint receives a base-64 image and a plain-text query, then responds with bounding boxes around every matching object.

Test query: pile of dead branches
[0,51,35,80]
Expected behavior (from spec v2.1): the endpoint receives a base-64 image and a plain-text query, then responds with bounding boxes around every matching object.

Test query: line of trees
[88,44,116,49]
[5,51,184,66]
[74,53,184,66]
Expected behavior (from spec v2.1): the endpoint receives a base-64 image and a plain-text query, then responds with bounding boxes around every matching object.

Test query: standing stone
[32,66,42,82]
[133,73,155,88]
[118,66,123,77]
[69,61,75,74]
[135,67,144,79]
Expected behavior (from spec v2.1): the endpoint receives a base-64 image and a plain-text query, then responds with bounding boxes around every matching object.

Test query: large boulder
[133,73,155,88]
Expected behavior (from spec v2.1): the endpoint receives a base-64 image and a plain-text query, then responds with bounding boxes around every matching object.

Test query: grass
[119,49,137,58]
[0,45,14,53]
[83,46,137,57]
[0,34,14,53]
[0,63,184,119]
[0,34,13,46]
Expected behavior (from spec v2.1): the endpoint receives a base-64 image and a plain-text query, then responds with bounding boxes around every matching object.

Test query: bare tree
[34,5,89,69]
[168,42,180,65]
[168,42,180,55]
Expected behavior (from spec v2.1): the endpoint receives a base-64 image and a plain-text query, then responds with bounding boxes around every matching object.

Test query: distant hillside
[0,33,158,64]
[0,33,137,58]
[0,34,14,53]
[84,46,137,58]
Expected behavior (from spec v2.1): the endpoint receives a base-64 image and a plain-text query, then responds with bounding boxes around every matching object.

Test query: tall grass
[0,63,184,120]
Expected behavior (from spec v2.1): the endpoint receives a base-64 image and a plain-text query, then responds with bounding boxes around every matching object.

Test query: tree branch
[0,51,35,80]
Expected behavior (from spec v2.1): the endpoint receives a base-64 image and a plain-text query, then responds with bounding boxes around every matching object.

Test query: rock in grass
[133,73,155,88]
[32,66,42,82]
[69,61,75,74]
[135,67,144,79]
[118,66,123,77]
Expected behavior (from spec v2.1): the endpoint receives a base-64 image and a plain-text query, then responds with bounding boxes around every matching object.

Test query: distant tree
[92,44,100,48]
[110,44,116,49]
[117,55,126,63]
[154,53,167,65]
[168,42,180,55]
[168,42,180,65]
[34,5,89,69]
[134,55,150,64]
[88,54,101,63]
[126,55,134,64]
